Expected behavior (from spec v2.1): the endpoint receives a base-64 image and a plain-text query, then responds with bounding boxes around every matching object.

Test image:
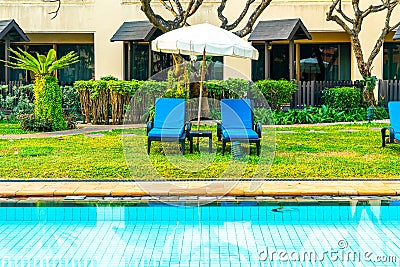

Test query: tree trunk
[351,36,375,106]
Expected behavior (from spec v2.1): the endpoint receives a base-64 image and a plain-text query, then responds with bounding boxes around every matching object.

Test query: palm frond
[2,48,79,76]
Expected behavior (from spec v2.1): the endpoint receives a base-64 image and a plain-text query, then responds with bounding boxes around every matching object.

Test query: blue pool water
[1,199,400,267]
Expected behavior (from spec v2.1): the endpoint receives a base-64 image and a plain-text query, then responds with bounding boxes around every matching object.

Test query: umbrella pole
[196,51,206,146]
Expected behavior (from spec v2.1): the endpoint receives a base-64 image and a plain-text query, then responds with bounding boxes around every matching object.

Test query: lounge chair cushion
[395,131,400,140]
[221,99,253,130]
[222,129,259,139]
[389,102,400,140]
[153,98,185,129]
[148,127,185,138]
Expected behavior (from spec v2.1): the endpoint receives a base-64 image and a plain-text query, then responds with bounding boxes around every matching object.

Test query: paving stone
[199,196,217,201]
[255,196,275,200]
[104,197,123,201]
[2,181,400,198]
[218,196,236,201]
[85,197,103,201]
[65,196,86,200]
[122,197,142,201]
[179,196,198,200]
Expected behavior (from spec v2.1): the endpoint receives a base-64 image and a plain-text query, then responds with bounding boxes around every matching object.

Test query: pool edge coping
[0,181,399,198]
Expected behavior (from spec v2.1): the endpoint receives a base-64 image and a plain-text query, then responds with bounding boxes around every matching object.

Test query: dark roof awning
[394,27,400,40]
[0,19,30,42]
[248,18,312,42]
[111,21,162,42]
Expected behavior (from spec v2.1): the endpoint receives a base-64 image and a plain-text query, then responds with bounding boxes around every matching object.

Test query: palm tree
[4,48,78,130]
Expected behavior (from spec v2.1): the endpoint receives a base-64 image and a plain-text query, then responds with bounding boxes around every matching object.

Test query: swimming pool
[1,197,399,267]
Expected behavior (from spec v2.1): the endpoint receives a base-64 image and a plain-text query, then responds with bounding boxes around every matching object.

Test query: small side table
[189,130,213,153]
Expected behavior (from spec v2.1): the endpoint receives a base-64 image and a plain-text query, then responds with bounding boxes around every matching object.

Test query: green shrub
[225,78,250,98]
[34,75,65,130]
[61,85,81,120]
[374,107,389,120]
[74,80,95,92]
[323,86,362,110]
[108,80,141,96]
[205,78,252,99]
[137,80,168,97]
[0,84,34,118]
[255,79,297,110]
[65,114,77,129]
[272,105,388,125]
[205,80,227,99]
[18,113,53,132]
[100,75,118,81]
[90,80,109,99]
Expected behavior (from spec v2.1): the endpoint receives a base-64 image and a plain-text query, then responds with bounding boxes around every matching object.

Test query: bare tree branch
[159,0,178,17]
[327,0,352,33]
[173,0,184,14]
[327,0,400,105]
[218,0,255,31]
[334,0,354,24]
[217,0,272,37]
[188,0,203,16]
[366,1,398,67]
[141,0,204,32]
[43,0,61,19]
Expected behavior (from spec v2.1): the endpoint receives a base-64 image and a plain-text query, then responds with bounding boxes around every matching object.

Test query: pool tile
[242,207,251,221]
[55,206,65,221]
[15,207,23,221]
[72,207,81,221]
[185,207,194,221]
[199,206,210,221]
[339,205,350,221]
[250,207,259,221]
[307,206,316,221]
[209,207,218,221]
[219,207,228,221]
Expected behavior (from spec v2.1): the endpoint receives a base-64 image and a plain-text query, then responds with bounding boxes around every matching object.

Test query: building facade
[0,0,399,84]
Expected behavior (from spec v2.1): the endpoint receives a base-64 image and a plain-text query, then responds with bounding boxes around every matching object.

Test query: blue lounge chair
[217,99,262,156]
[382,101,400,147]
[146,98,190,154]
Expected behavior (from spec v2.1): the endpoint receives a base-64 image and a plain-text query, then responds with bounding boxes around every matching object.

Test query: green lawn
[0,121,28,135]
[0,122,399,179]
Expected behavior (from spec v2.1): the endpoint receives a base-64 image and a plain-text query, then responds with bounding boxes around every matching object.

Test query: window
[251,44,290,81]
[5,44,94,84]
[0,42,5,82]
[125,42,223,81]
[208,56,223,80]
[58,44,94,84]
[383,43,400,80]
[300,44,350,81]
[251,44,265,81]
[270,45,289,80]
[132,44,150,80]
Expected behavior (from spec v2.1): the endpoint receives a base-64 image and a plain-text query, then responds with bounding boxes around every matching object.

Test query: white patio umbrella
[299,57,329,74]
[151,23,259,131]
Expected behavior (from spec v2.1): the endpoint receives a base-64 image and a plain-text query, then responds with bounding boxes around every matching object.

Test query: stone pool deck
[1,181,400,198]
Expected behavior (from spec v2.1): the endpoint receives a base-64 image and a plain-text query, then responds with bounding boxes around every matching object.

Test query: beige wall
[0,0,399,80]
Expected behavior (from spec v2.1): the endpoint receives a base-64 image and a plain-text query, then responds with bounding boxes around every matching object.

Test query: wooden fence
[0,81,33,113]
[291,80,364,108]
[377,80,400,107]
[292,80,400,109]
